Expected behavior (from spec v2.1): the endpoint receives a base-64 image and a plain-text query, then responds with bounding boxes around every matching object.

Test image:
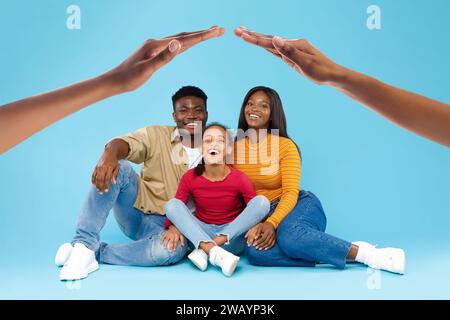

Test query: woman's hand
[245,221,276,250]
[233,26,450,147]
[233,26,343,85]
[161,225,185,253]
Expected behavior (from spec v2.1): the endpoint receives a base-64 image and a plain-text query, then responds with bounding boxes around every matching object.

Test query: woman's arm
[248,139,301,250]
[234,26,450,147]
[0,26,225,154]
[265,140,301,229]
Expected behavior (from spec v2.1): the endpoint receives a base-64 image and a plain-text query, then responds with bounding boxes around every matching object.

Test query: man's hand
[106,26,225,93]
[92,149,119,194]
[161,225,185,253]
[234,26,343,85]
[245,221,276,250]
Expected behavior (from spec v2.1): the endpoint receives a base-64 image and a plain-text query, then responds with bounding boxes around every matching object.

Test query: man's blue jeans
[245,190,352,269]
[72,160,186,266]
[165,196,270,255]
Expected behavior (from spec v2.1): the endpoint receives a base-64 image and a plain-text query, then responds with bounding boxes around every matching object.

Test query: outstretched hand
[233,26,343,85]
[0,26,225,154]
[107,26,225,93]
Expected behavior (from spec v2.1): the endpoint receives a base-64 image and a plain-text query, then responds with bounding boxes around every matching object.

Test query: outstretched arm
[0,26,225,154]
[234,26,450,147]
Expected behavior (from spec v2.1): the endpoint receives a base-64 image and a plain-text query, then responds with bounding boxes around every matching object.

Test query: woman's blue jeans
[165,196,270,255]
[245,190,352,269]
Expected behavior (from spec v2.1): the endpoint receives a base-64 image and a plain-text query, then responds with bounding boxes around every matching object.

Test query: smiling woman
[233,86,406,274]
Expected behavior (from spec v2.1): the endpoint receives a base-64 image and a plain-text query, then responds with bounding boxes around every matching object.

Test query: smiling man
[55,86,208,281]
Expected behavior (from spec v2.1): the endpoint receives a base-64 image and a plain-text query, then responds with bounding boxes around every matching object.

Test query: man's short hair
[172,86,208,111]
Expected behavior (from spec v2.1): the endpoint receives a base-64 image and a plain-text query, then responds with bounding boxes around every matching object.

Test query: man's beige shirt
[111,125,189,215]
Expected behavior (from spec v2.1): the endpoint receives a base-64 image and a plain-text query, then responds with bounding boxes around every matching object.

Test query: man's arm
[234,26,450,147]
[0,26,225,154]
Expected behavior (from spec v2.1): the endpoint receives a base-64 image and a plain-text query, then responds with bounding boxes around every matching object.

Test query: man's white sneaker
[55,243,73,266]
[209,246,240,277]
[59,243,99,281]
[188,249,208,271]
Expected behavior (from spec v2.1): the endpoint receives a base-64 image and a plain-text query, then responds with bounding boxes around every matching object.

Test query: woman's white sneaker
[188,249,208,271]
[59,243,99,281]
[353,241,405,274]
[366,247,406,274]
[209,246,240,277]
[55,243,73,266]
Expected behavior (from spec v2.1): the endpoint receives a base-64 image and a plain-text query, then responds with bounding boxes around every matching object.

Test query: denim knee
[165,198,184,219]
[145,234,187,266]
[277,225,311,259]
[250,195,271,220]
[245,245,267,266]
[115,160,133,184]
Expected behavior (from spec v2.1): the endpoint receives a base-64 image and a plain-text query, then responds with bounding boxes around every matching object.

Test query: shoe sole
[393,249,406,274]
[59,262,99,281]
[223,257,240,277]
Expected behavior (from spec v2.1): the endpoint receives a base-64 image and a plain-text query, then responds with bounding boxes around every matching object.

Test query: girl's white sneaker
[209,246,240,277]
[188,249,208,271]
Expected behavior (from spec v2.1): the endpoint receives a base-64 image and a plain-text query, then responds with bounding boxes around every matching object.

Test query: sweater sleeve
[266,139,301,229]
[164,170,192,229]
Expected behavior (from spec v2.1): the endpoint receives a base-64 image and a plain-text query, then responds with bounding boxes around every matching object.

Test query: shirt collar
[171,127,182,144]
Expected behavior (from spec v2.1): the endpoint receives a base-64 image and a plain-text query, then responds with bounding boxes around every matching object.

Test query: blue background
[1,0,449,299]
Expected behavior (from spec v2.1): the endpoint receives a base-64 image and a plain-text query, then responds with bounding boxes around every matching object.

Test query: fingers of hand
[103,166,114,193]
[171,234,179,252]
[254,231,270,248]
[254,224,263,240]
[176,26,225,51]
[112,166,119,184]
[246,229,256,246]
[273,38,314,69]
[257,233,275,250]
[266,237,276,250]
[141,40,181,77]
[234,26,273,40]
[161,233,168,247]
[96,167,105,194]
[92,168,97,186]
[158,26,224,55]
